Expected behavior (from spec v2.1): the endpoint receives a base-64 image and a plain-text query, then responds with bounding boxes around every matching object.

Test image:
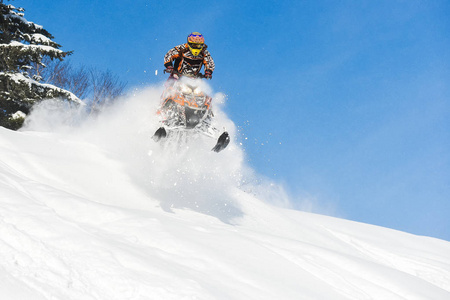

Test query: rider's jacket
[164,43,215,77]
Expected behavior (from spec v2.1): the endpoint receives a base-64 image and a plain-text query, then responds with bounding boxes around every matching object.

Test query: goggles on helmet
[188,42,204,49]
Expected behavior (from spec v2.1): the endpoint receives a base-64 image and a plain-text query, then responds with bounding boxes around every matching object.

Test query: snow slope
[1,87,450,299]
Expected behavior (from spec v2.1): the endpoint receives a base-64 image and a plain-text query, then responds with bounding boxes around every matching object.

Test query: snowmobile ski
[152,127,167,142]
[211,132,230,153]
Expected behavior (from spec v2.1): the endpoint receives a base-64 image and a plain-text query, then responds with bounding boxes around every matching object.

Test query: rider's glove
[204,70,212,79]
[164,65,174,74]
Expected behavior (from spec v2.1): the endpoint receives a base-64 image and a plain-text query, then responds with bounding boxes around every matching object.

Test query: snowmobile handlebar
[164,69,206,79]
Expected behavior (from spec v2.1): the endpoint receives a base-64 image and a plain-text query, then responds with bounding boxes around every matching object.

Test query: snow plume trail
[23,82,290,223]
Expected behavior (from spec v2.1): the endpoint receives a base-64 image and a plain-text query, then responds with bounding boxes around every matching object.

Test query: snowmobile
[152,71,230,153]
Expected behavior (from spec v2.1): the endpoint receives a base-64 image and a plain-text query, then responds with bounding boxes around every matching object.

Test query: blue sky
[19,0,449,241]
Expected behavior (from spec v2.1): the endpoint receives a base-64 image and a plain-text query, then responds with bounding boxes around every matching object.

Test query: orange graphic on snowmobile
[158,85,211,113]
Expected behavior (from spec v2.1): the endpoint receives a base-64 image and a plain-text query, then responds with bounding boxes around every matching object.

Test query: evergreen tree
[0,0,82,130]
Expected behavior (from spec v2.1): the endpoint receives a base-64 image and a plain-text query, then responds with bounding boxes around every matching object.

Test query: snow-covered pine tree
[0,0,82,130]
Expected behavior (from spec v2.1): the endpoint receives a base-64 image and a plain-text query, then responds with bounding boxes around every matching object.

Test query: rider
[163,32,215,79]
[155,33,229,151]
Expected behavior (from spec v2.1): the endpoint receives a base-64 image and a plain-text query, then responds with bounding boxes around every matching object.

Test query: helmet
[187,32,205,56]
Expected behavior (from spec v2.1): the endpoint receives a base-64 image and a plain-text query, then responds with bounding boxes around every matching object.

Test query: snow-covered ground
[1,87,449,299]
